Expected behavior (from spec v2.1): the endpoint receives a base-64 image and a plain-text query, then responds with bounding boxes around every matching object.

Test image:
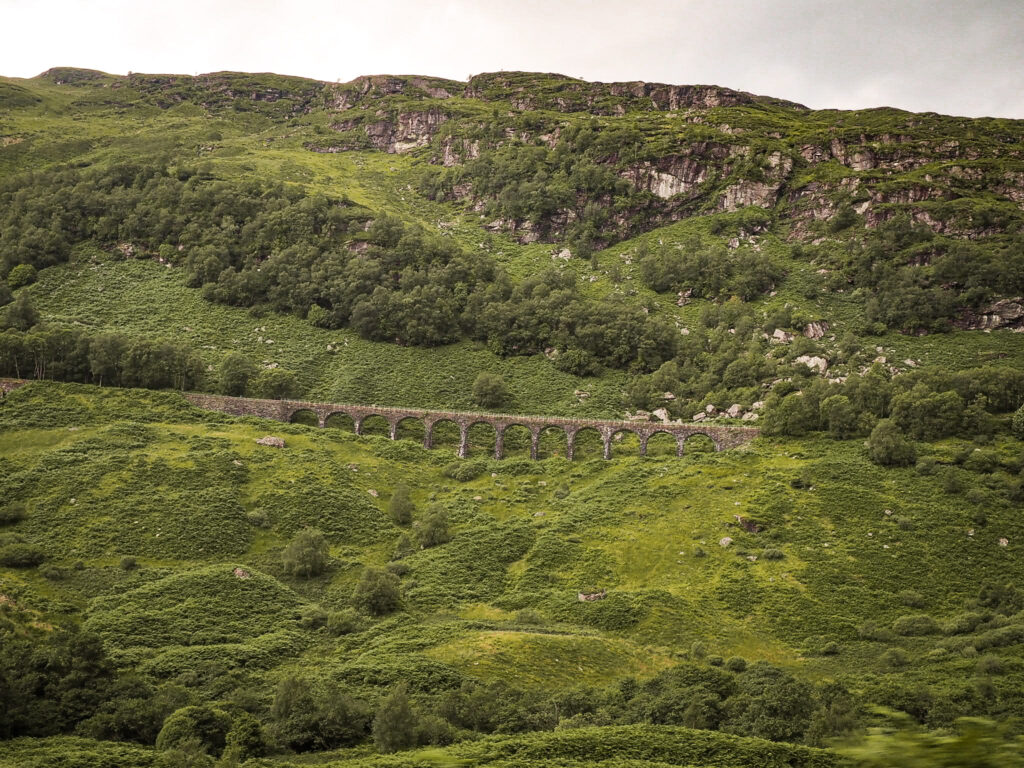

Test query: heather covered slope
[2,67,1024,764]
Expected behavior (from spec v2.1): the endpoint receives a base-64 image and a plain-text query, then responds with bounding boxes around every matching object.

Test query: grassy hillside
[3,383,1024,764]
[3,67,1024,764]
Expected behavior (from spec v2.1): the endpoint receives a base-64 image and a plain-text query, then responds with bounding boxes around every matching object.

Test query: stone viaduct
[183,392,759,460]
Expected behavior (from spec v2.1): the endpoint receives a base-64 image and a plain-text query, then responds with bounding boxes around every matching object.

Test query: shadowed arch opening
[611,428,641,458]
[571,427,603,460]
[684,433,717,454]
[646,430,678,458]
[394,416,425,443]
[467,422,497,458]
[325,411,356,432]
[537,425,568,459]
[502,424,533,458]
[289,409,319,427]
[430,419,461,452]
[360,414,390,438]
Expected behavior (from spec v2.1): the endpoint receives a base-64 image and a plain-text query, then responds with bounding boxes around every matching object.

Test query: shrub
[724,656,747,672]
[281,527,330,578]
[858,620,894,642]
[706,655,724,666]
[219,352,257,397]
[893,614,940,636]
[155,704,233,756]
[119,556,138,571]
[1013,405,1024,439]
[389,483,414,526]
[327,608,363,636]
[881,647,910,668]
[373,683,417,753]
[0,538,45,567]
[415,507,451,549]
[977,654,1005,675]
[0,280,10,307]
[299,605,328,629]
[0,503,26,525]
[253,368,299,400]
[761,548,785,560]
[7,263,37,289]
[246,509,270,528]
[442,459,487,482]
[899,590,926,608]
[514,609,544,625]
[868,419,917,466]
[352,567,402,615]
[472,372,507,409]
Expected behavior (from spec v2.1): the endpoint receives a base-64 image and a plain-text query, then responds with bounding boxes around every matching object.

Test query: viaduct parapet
[184,392,759,460]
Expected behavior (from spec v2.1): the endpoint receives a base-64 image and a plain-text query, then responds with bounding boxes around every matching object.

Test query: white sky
[3,0,1023,118]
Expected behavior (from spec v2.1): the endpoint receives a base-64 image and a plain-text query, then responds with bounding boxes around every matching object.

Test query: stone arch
[644,430,678,458]
[500,423,533,459]
[288,408,319,427]
[683,432,718,455]
[537,425,568,460]
[466,421,498,459]
[359,413,390,438]
[393,416,425,443]
[568,426,603,461]
[324,411,356,432]
[610,428,642,459]
[425,418,461,453]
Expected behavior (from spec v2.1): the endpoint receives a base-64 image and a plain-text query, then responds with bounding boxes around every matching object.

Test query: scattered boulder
[742,412,759,421]
[772,328,793,343]
[803,321,830,339]
[726,403,743,418]
[734,515,763,533]
[232,567,251,580]
[256,436,286,448]
[999,538,1009,547]
[578,589,607,602]
[719,537,733,548]
[692,412,706,422]
[662,391,676,400]
[652,408,671,424]
[795,355,828,374]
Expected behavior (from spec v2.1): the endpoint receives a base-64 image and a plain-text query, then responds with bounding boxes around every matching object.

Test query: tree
[1013,405,1024,440]
[388,483,414,526]
[6,264,37,290]
[3,293,39,331]
[415,506,450,549]
[868,419,917,467]
[281,527,329,578]
[219,352,256,397]
[820,395,858,439]
[155,705,232,757]
[88,332,127,386]
[0,280,11,307]
[352,567,401,616]
[373,684,417,753]
[472,372,507,409]
[254,368,299,400]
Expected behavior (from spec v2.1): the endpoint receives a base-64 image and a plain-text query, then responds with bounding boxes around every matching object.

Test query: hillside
[1,68,1024,766]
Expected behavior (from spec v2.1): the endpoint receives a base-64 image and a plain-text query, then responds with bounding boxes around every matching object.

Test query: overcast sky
[3,0,1022,118]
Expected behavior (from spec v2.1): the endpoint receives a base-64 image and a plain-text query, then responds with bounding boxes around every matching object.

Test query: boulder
[795,355,828,374]
[726,403,743,418]
[256,436,285,448]
[719,537,733,547]
[692,412,706,422]
[652,408,671,424]
[742,412,759,421]
[803,321,830,339]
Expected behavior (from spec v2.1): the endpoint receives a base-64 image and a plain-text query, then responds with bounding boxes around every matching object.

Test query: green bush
[868,419,917,466]
[761,548,785,560]
[0,535,45,567]
[724,656,747,672]
[1013,405,1024,439]
[389,483,415,525]
[899,590,926,608]
[893,614,940,636]
[281,527,329,578]
[327,608,363,636]
[472,372,508,408]
[155,704,233,757]
[0,502,26,525]
[443,459,487,482]
[119,555,138,571]
[976,654,1005,675]
[352,567,402,615]
[7,263,37,289]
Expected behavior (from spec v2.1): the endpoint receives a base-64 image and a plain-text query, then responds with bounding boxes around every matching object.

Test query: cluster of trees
[424,120,660,253]
[762,363,1024,464]
[637,237,782,301]
[0,318,295,399]
[809,214,1024,333]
